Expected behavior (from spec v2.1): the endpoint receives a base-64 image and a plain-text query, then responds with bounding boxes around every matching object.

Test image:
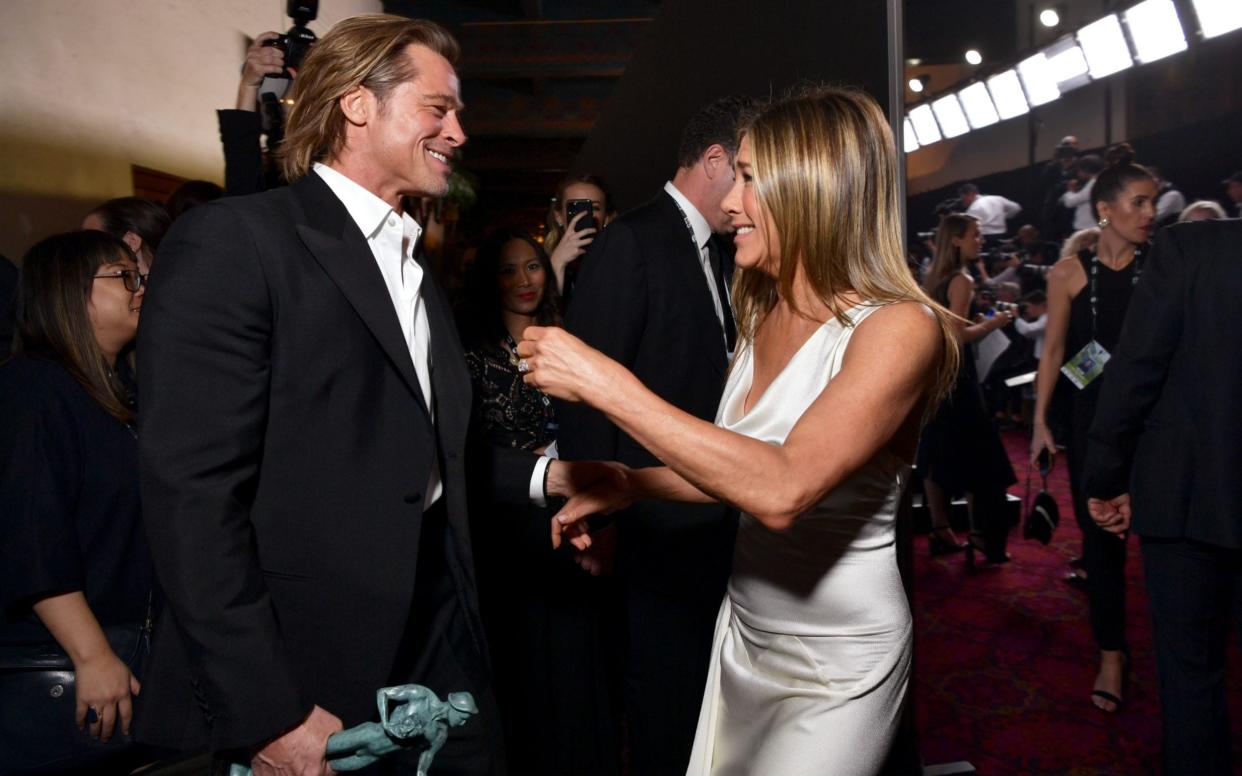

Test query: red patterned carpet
[912,431,1242,775]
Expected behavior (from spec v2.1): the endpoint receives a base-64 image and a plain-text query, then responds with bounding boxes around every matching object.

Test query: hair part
[675,94,760,169]
[731,84,959,404]
[280,14,460,181]
[15,231,137,423]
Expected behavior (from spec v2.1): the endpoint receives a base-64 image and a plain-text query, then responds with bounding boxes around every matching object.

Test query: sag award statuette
[230,685,478,776]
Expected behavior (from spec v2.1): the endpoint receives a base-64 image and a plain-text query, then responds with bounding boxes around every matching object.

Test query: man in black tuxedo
[1083,219,1242,775]
[136,16,604,775]
[557,95,755,775]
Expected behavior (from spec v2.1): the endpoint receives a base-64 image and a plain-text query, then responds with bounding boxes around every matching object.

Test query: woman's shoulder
[0,355,81,401]
[856,299,941,336]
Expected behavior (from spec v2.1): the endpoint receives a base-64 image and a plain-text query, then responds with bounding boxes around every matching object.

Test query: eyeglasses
[93,269,147,293]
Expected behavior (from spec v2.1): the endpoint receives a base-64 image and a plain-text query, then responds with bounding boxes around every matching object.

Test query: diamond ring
[517,358,530,373]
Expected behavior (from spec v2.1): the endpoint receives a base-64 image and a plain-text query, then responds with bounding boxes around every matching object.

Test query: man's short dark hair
[1022,289,1047,304]
[676,94,759,169]
[958,182,979,197]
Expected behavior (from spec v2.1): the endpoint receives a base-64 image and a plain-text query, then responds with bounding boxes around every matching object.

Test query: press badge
[1061,340,1110,389]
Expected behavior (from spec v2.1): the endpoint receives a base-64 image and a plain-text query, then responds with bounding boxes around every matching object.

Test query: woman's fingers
[119,694,134,737]
[75,697,88,730]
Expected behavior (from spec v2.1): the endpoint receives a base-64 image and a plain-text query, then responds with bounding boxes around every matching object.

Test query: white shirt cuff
[529,456,552,507]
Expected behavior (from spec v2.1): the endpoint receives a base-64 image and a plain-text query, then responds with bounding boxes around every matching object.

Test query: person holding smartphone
[545,174,611,299]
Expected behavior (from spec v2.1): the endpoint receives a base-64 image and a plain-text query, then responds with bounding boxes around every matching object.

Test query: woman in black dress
[0,231,154,772]
[1032,156,1157,713]
[459,228,617,775]
[918,213,1018,564]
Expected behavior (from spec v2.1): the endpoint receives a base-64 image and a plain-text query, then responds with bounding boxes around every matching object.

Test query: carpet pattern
[912,431,1242,775]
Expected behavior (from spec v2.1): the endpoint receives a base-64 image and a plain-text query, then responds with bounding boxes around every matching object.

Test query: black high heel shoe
[965,533,1010,571]
[929,528,968,556]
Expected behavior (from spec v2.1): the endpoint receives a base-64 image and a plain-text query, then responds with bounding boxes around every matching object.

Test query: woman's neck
[502,310,537,344]
[1096,231,1137,268]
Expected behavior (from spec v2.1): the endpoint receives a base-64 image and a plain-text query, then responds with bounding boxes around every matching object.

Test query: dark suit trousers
[1141,536,1242,776]
[377,501,504,776]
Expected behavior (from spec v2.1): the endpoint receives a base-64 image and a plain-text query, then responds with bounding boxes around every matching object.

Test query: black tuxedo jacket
[558,190,731,473]
[134,173,536,752]
[1084,219,1242,548]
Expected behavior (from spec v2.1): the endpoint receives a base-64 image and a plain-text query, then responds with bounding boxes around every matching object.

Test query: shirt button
[388,217,397,227]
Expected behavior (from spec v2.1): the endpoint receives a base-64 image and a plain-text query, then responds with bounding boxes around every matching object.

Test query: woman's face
[1098,177,1158,245]
[88,254,144,354]
[952,219,983,262]
[722,134,779,275]
[558,182,608,229]
[497,238,546,317]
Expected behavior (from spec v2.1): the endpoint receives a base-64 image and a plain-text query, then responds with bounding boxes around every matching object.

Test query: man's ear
[702,144,729,180]
[121,231,143,255]
[339,85,373,126]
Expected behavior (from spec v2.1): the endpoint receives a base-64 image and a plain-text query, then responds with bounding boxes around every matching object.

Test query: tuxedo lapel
[291,175,431,417]
[657,194,728,377]
[414,249,470,462]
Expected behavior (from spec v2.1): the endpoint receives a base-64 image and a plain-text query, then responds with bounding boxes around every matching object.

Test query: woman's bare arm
[525,302,941,531]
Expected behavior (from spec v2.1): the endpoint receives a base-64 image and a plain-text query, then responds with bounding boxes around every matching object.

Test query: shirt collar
[314,163,423,248]
[664,181,712,250]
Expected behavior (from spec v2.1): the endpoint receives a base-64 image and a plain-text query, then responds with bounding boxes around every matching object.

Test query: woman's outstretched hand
[551,466,634,551]
[517,326,620,405]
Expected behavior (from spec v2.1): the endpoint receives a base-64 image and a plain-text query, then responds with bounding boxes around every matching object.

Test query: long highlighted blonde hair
[732,85,960,403]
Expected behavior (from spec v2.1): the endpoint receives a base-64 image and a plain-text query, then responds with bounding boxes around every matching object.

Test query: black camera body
[262,0,319,77]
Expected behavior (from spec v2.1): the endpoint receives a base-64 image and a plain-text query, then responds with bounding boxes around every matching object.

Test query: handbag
[0,601,152,775]
[1022,449,1060,545]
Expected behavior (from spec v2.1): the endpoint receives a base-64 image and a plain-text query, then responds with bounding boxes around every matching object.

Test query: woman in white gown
[517,86,960,776]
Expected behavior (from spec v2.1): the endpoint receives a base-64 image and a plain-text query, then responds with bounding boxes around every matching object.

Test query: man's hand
[1087,494,1131,537]
[252,705,343,776]
[544,460,626,500]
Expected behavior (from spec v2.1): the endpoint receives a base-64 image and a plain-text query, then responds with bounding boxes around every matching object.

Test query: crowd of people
[0,11,1238,776]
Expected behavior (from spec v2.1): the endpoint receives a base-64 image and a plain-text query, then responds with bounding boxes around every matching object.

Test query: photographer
[218,32,284,196]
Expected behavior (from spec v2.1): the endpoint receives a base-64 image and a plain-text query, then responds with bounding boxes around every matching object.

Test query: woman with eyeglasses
[0,231,154,773]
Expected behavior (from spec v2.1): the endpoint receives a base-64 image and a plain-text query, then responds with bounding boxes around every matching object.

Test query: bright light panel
[1077,14,1134,78]
[1040,8,1061,27]
[965,49,983,65]
[908,78,925,93]
[932,94,970,138]
[1125,0,1188,63]
[903,118,920,153]
[1048,44,1090,82]
[909,104,941,145]
[958,82,1000,129]
[1191,0,1242,38]
[1017,53,1061,106]
[987,70,1030,119]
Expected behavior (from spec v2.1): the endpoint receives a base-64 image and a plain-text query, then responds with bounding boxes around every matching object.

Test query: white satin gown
[686,303,912,776]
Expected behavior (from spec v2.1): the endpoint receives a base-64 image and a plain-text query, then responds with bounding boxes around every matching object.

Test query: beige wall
[0,0,381,261]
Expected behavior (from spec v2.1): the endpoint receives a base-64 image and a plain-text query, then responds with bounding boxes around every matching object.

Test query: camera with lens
[262,1,319,77]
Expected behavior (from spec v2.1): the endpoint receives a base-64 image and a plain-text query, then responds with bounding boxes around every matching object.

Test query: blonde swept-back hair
[732,85,959,402]
[280,14,460,181]
[923,212,977,293]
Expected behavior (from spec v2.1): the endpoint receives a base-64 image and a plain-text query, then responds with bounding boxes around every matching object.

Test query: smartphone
[565,199,596,232]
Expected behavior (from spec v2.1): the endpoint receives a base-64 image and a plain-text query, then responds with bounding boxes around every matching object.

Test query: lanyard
[1087,245,1143,340]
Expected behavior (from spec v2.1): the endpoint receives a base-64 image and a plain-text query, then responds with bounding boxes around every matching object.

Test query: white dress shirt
[664,182,728,347]
[1015,313,1047,359]
[314,164,550,509]
[315,163,441,508]
[965,194,1022,235]
[1061,177,1097,232]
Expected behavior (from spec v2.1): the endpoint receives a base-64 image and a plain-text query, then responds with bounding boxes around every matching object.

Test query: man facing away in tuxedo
[135,15,609,776]
[1083,218,1242,775]
[557,95,756,775]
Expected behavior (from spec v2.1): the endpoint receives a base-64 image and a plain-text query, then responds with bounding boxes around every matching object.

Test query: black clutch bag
[0,618,150,775]
[1023,449,1060,545]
